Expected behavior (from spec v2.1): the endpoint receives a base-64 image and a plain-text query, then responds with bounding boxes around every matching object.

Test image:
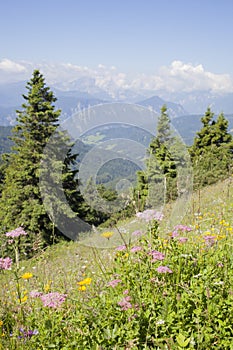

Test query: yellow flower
[44,280,52,293]
[0,321,3,327]
[101,231,114,239]
[78,285,86,291]
[77,277,92,286]
[18,295,28,303]
[21,272,33,280]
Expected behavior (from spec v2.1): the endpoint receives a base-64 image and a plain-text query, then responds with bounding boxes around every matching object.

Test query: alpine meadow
[0,67,232,349]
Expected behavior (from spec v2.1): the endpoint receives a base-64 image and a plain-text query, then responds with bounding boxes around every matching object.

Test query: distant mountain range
[0,80,188,125]
[0,79,233,147]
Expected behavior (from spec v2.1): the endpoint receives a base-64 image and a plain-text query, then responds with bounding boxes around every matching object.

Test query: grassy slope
[2,177,231,286]
[0,177,232,349]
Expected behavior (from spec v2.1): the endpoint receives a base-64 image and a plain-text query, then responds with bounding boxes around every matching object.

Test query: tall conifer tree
[0,70,84,251]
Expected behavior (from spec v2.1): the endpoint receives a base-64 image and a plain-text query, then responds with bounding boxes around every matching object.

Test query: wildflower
[136,209,164,222]
[170,231,179,238]
[156,319,165,325]
[203,235,217,246]
[178,237,188,243]
[118,296,132,311]
[0,257,12,270]
[21,272,33,280]
[214,281,224,285]
[0,321,3,327]
[150,277,158,283]
[18,328,39,339]
[115,245,127,251]
[30,290,43,298]
[107,279,122,288]
[123,289,129,295]
[173,224,192,232]
[132,230,143,237]
[149,250,165,262]
[5,227,27,238]
[101,231,114,239]
[156,266,173,274]
[78,285,86,291]
[40,292,67,308]
[44,280,52,293]
[217,262,224,268]
[77,277,92,286]
[18,295,28,303]
[130,246,142,253]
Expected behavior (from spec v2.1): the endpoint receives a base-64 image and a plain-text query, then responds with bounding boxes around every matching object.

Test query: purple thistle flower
[6,227,27,238]
[115,245,127,251]
[0,257,12,270]
[107,279,122,288]
[136,209,164,222]
[118,296,132,311]
[40,292,67,308]
[130,246,142,253]
[149,250,165,262]
[156,266,173,274]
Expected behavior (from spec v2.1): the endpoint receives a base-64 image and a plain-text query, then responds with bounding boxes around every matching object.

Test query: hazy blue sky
[1,0,233,74]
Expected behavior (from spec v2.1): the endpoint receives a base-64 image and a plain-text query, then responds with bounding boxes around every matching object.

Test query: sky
[1,0,233,93]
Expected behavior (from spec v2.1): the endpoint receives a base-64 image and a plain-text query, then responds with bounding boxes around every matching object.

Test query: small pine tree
[189,107,233,187]
[135,105,178,210]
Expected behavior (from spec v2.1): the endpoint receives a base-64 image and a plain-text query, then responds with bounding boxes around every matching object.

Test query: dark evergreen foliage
[135,105,178,210]
[0,71,86,254]
[189,107,233,187]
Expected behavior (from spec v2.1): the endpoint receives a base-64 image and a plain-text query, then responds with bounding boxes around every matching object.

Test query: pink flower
[107,279,122,288]
[6,227,27,238]
[178,237,188,243]
[149,250,165,262]
[156,266,173,274]
[217,262,224,268]
[174,225,192,232]
[30,290,43,298]
[204,235,216,246]
[132,230,143,237]
[115,245,127,251]
[171,231,179,238]
[130,246,142,253]
[0,257,12,270]
[118,296,132,311]
[40,292,67,308]
[136,209,164,222]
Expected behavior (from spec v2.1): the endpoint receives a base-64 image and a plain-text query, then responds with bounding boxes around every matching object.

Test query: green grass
[0,178,233,349]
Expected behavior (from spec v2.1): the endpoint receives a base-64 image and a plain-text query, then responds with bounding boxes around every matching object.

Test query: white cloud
[154,61,233,93]
[0,58,26,73]
[0,58,232,94]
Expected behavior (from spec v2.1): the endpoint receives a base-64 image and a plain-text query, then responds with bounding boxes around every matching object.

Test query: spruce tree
[189,107,233,187]
[0,70,84,253]
[135,105,178,210]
